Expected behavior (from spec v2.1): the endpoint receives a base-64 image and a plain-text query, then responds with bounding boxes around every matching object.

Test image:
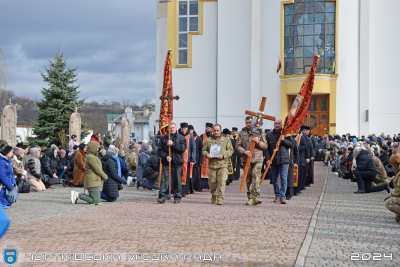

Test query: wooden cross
[159,87,180,195]
[239,97,276,191]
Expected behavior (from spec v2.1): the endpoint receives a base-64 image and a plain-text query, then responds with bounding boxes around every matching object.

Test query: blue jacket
[118,156,129,175]
[0,155,16,191]
[137,148,151,181]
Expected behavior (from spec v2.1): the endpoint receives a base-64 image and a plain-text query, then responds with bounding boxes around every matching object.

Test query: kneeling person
[202,124,233,205]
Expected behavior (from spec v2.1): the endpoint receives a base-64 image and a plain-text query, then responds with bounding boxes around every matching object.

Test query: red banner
[159,50,173,136]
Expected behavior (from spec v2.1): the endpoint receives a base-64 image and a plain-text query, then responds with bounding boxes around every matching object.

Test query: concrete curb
[294,168,329,267]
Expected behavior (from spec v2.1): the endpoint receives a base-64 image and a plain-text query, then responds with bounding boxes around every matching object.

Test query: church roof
[107,114,123,122]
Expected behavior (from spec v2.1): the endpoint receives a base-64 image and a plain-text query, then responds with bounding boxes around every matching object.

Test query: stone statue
[69,107,82,143]
[121,114,131,146]
[1,99,17,146]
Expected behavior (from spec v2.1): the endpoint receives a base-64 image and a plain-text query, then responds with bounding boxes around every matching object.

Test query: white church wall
[173,1,218,132]
[217,0,252,130]
[368,0,400,136]
[336,0,360,136]
[260,0,284,130]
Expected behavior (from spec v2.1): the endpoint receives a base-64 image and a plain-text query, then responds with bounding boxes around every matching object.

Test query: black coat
[287,141,300,187]
[101,154,125,199]
[193,132,204,167]
[310,136,319,157]
[305,135,314,160]
[379,151,389,166]
[41,148,62,177]
[298,135,310,167]
[157,132,187,167]
[143,155,159,180]
[65,153,76,178]
[265,130,293,165]
[355,150,377,178]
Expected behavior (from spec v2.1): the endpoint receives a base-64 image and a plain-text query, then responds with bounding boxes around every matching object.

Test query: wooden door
[289,95,329,137]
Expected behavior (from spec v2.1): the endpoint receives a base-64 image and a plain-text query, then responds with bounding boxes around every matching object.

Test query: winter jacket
[11,155,27,177]
[157,132,187,167]
[58,152,70,173]
[305,135,314,161]
[90,135,101,143]
[27,148,41,180]
[339,151,349,173]
[390,168,400,197]
[41,148,61,177]
[126,150,138,174]
[311,136,319,157]
[371,155,387,180]
[202,134,234,169]
[236,127,268,163]
[101,154,125,199]
[103,136,112,150]
[0,154,16,206]
[298,134,310,167]
[355,150,377,178]
[118,156,129,175]
[323,136,330,149]
[65,153,76,178]
[143,155,159,180]
[265,129,293,165]
[152,134,162,154]
[137,148,151,180]
[72,149,86,185]
[192,131,204,167]
[379,151,389,166]
[84,141,107,189]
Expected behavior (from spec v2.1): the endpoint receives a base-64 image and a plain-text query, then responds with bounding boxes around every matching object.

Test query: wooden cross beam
[240,97,276,192]
[159,87,179,195]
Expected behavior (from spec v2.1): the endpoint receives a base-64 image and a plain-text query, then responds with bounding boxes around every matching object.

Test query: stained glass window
[284,0,336,75]
[178,0,199,65]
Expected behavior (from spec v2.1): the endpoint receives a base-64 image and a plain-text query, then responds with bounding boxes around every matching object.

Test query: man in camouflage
[103,131,113,151]
[368,148,388,186]
[202,124,233,205]
[236,116,268,205]
[385,154,400,223]
[126,144,139,177]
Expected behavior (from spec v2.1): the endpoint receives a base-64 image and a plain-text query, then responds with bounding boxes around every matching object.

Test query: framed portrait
[210,144,222,158]
[288,94,304,117]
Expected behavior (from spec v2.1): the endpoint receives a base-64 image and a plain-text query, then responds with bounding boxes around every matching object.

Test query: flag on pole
[159,50,173,136]
[277,56,282,73]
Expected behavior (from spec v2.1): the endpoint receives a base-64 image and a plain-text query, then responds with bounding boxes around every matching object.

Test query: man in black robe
[303,126,314,188]
[189,125,204,192]
[286,137,299,200]
[199,123,213,189]
[295,127,310,196]
[231,127,241,181]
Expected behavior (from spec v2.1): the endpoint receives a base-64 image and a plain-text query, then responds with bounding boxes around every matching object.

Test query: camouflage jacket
[126,151,138,173]
[372,155,387,179]
[391,169,400,198]
[236,127,268,163]
[202,134,233,169]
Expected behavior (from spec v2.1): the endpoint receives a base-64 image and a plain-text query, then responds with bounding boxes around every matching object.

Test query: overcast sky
[1,0,156,105]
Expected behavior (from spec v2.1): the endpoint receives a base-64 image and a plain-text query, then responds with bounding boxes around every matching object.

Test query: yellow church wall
[167,0,217,68]
[280,0,339,134]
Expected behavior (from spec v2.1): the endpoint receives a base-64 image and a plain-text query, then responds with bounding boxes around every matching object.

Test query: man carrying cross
[236,116,268,205]
[265,119,294,204]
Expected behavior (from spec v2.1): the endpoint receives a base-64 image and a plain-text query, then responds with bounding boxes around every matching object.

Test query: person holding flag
[265,119,293,204]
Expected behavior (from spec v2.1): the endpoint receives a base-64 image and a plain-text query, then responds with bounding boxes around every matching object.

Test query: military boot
[253,198,262,205]
[217,198,223,205]
[246,199,253,205]
[211,195,217,203]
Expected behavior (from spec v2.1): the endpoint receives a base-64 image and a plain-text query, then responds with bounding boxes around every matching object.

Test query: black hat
[180,122,189,128]
[78,143,87,150]
[73,145,79,150]
[21,145,28,150]
[0,143,13,156]
[382,145,389,151]
[232,127,238,132]
[16,143,23,148]
[206,122,213,128]
[222,128,230,135]
[188,125,194,130]
[301,125,310,130]
[71,134,77,139]
[348,147,354,151]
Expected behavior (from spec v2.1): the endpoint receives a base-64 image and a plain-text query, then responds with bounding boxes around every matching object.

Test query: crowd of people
[1,125,398,224]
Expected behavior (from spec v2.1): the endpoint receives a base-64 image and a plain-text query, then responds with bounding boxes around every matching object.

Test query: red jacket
[90,136,103,145]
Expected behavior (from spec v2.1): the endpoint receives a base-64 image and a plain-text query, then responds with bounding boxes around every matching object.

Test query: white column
[250,0,262,111]
[359,0,370,136]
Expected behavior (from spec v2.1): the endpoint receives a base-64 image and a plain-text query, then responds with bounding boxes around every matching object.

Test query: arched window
[284,0,336,75]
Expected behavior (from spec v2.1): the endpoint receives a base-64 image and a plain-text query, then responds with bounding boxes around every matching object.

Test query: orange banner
[159,50,173,136]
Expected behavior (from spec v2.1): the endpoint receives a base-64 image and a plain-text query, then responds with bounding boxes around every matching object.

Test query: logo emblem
[3,246,17,265]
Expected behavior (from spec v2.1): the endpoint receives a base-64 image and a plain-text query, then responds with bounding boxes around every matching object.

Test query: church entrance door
[289,94,329,137]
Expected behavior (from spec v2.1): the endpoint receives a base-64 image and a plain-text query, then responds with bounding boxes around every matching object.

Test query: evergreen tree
[28,51,87,147]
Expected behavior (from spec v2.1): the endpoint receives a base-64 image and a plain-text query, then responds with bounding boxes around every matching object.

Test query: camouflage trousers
[372,175,386,187]
[385,197,400,215]
[246,162,262,200]
[208,167,228,199]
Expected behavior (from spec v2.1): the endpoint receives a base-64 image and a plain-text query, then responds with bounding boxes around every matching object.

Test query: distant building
[107,107,153,142]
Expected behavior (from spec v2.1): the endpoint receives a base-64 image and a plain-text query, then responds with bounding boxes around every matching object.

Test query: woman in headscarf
[385,154,400,223]
[100,146,125,202]
[26,148,46,191]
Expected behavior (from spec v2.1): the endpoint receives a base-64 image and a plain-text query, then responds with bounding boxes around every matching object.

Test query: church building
[153,0,400,137]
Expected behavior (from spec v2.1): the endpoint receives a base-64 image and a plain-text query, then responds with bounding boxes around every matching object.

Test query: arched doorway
[289,94,329,137]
